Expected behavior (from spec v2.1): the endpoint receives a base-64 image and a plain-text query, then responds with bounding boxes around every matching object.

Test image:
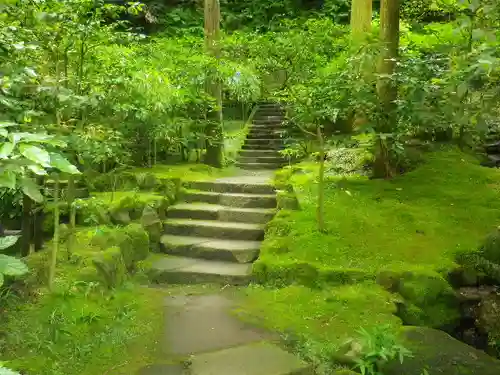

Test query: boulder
[381,326,500,375]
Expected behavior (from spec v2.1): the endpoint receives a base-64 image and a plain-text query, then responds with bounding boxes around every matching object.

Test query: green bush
[92,246,127,289]
[119,224,150,272]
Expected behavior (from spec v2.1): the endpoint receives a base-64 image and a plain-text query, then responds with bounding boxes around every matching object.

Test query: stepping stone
[239,149,283,158]
[238,156,286,164]
[189,342,312,375]
[182,190,277,209]
[245,138,283,146]
[163,219,265,240]
[168,203,275,224]
[242,143,285,150]
[184,181,275,195]
[162,294,274,355]
[160,235,261,263]
[236,162,286,170]
[149,255,252,285]
[137,364,184,375]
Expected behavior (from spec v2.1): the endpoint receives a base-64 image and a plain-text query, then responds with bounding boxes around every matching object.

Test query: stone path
[140,104,310,375]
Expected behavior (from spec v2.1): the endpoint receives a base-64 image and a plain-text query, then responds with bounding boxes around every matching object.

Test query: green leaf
[21,177,43,203]
[0,366,21,375]
[27,164,48,175]
[0,142,14,159]
[19,144,51,167]
[49,153,81,174]
[0,171,16,189]
[0,236,19,250]
[0,254,28,276]
[0,273,3,288]
[0,129,7,137]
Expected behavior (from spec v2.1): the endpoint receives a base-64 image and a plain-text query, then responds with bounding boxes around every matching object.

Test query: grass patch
[243,147,500,367]
[1,282,165,375]
[130,163,239,182]
[257,148,500,278]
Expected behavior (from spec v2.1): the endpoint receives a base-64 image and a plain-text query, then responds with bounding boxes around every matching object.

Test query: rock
[188,342,312,375]
[276,191,300,210]
[110,208,131,225]
[92,246,127,289]
[162,294,275,356]
[381,326,500,375]
[477,293,500,340]
[458,286,497,302]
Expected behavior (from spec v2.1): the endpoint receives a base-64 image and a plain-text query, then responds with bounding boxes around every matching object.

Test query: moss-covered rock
[455,229,500,284]
[381,326,500,375]
[276,191,300,210]
[92,246,127,289]
[377,270,460,328]
[119,223,150,272]
[140,205,163,252]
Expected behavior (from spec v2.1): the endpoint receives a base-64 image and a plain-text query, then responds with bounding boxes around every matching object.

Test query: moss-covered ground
[238,147,500,364]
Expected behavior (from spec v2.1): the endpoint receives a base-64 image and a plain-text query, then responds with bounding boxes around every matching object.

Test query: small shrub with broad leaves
[0,236,28,287]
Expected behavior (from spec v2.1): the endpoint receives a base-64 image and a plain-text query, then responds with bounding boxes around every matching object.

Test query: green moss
[260,148,500,281]
[238,283,401,350]
[93,246,127,289]
[2,283,165,375]
[276,191,300,210]
[242,147,500,371]
[119,223,150,272]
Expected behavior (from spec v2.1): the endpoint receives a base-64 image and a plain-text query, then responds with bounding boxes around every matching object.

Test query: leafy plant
[0,236,28,287]
[350,325,412,375]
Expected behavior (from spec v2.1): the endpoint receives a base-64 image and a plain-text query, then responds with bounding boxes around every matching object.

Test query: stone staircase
[148,177,277,285]
[236,103,288,170]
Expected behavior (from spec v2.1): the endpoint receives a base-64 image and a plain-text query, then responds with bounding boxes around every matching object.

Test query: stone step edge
[160,235,261,263]
[182,189,277,199]
[164,218,266,231]
[168,203,277,214]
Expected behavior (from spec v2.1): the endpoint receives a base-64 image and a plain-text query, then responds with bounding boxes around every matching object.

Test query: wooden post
[203,0,224,168]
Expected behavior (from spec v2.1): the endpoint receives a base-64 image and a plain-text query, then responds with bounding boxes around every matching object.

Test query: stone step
[236,162,286,170]
[168,203,276,223]
[251,123,283,129]
[253,117,284,124]
[160,234,260,263]
[182,190,277,208]
[247,131,282,140]
[245,138,283,146]
[242,143,285,150]
[239,149,283,158]
[184,180,275,195]
[238,156,286,164]
[164,219,265,240]
[188,342,312,375]
[148,255,252,285]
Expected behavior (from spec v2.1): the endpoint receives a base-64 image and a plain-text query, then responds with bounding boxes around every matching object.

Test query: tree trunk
[316,126,326,233]
[373,0,400,179]
[20,194,33,257]
[49,176,60,291]
[203,0,223,168]
[350,0,373,40]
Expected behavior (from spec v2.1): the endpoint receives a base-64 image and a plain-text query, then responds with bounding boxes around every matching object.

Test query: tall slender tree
[203,0,224,168]
[350,0,373,40]
[373,0,400,178]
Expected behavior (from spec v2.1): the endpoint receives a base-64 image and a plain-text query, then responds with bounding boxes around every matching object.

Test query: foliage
[351,325,412,375]
[0,236,28,288]
[1,281,164,375]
